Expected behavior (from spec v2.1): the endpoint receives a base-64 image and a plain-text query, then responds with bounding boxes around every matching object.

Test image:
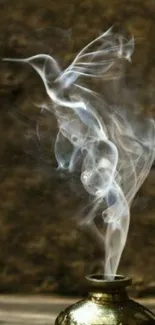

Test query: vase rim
[85,274,132,289]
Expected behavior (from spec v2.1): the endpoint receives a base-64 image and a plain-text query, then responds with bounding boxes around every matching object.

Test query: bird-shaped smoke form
[4,28,155,278]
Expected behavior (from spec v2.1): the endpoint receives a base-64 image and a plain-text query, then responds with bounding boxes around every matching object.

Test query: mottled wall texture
[0,0,155,296]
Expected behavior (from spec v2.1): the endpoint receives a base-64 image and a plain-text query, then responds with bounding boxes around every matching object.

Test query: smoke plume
[4,28,155,277]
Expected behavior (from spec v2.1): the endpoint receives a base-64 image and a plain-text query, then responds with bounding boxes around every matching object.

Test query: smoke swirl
[4,28,155,277]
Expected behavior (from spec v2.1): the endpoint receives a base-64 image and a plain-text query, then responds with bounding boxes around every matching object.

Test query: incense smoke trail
[4,28,155,277]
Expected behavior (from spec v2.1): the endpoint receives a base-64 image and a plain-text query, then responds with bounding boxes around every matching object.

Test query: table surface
[0,295,154,325]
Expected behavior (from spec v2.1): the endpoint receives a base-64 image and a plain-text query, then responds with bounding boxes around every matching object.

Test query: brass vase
[55,274,155,325]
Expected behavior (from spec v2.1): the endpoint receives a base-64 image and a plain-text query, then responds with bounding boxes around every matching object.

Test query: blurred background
[0,0,155,300]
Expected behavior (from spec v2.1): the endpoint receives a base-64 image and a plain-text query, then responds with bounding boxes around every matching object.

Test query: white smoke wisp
[4,28,155,278]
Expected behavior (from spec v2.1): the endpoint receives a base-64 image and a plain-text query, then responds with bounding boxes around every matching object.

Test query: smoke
[4,28,155,277]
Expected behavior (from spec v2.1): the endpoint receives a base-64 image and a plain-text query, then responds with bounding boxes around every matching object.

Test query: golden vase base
[55,274,155,325]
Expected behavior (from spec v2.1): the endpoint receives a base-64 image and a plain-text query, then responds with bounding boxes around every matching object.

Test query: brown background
[0,0,155,296]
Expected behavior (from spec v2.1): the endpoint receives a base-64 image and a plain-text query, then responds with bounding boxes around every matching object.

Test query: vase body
[55,275,155,325]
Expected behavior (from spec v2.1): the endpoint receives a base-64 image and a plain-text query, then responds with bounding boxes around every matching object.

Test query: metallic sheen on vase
[55,274,155,325]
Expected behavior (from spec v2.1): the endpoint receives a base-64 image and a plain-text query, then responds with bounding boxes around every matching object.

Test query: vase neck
[85,274,132,303]
[88,289,129,303]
